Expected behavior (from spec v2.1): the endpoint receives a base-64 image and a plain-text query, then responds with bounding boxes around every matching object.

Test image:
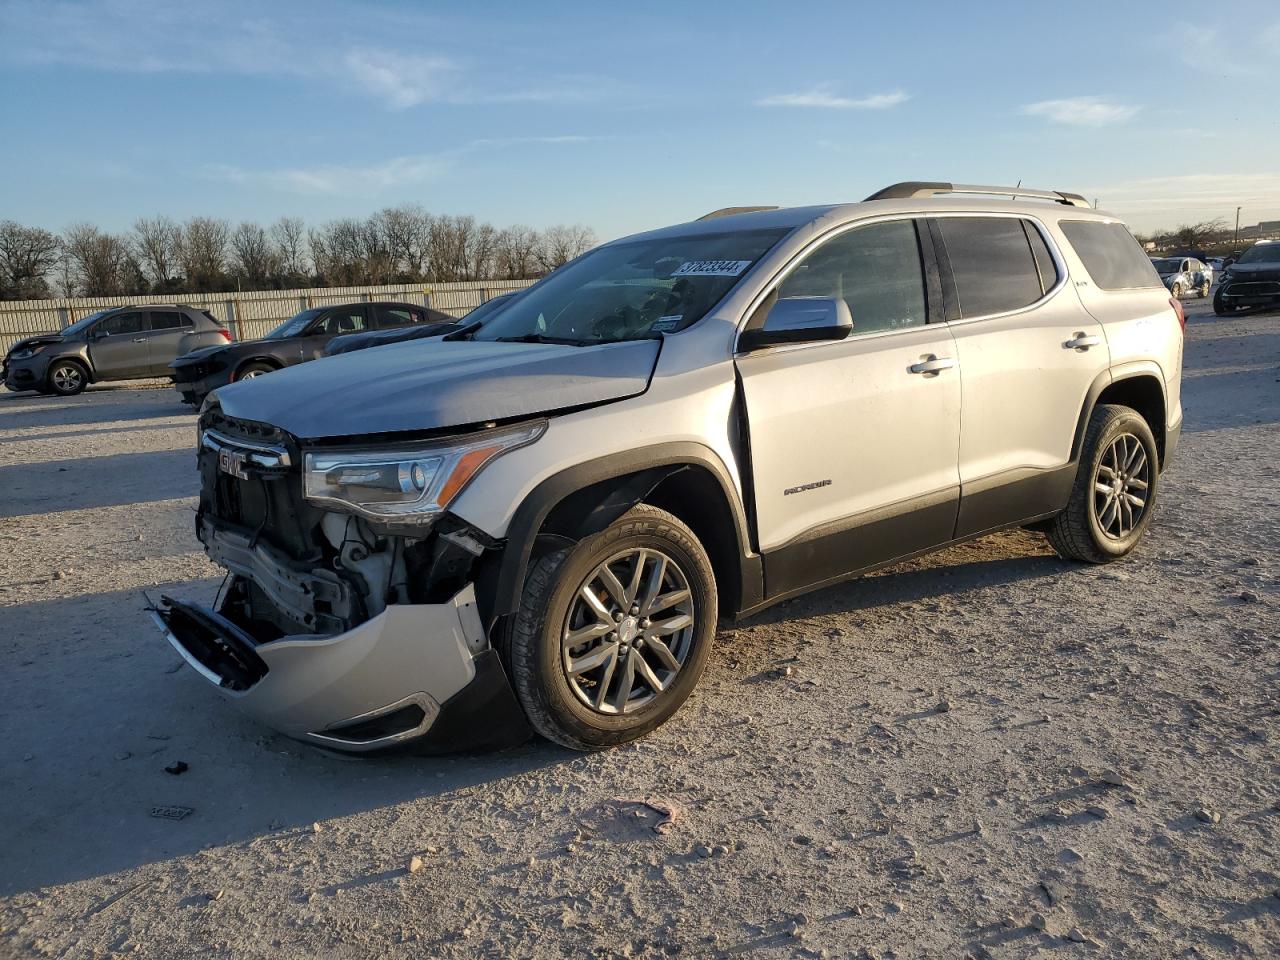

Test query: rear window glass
[1060,221,1163,291]
[938,217,1043,317]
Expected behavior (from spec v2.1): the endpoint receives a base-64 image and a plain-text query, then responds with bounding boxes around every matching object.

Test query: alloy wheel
[560,547,695,715]
[52,365,82,392]
[1092,432,1150,540]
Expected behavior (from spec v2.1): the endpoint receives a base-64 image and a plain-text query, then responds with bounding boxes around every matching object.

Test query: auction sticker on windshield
[672,260,752,277]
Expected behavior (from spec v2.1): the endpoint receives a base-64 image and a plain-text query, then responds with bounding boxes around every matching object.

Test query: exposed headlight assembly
[9,345,42,360]
[303,421,546,525]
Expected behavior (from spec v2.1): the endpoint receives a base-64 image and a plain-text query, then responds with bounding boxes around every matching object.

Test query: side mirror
[738,297,852,351]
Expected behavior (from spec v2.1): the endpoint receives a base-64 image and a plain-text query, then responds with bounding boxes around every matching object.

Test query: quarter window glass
[1059,221,1163,291]
[775,220,926,335]
[375,306,417,328]
[1023,221,1060,294]
[98,312,145,336]
[150,311,190,330]
[938,217,1043,317]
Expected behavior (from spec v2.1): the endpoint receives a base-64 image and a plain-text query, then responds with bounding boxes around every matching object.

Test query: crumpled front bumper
[152,585,530,753]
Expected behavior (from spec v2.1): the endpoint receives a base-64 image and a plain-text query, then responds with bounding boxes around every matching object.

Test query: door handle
[1065,333,1101,350]
[908,355,957,375]
[132,337,148,343]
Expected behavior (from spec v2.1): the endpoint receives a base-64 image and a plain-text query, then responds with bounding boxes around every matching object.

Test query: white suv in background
[156,181,1184,754]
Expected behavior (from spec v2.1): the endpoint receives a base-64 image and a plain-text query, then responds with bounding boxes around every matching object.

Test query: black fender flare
[1071,366,1167,464]
[483,442,761,622]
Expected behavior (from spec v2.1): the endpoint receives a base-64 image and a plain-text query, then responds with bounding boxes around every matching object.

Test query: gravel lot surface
[1,300,1278,959]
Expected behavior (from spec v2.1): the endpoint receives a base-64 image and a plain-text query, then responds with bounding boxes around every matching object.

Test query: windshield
[1151,258,1182,274]
[1237,243,1280,265]
[264,308,324,339]
[471,228,789,344]
[61,309,114,336]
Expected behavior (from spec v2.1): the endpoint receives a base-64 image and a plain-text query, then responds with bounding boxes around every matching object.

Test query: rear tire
[47,359,88,396]
[1045,404,1159,564]
[502,504,717,751]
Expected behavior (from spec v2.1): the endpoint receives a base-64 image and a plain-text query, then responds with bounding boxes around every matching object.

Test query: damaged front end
[153,407,536,752]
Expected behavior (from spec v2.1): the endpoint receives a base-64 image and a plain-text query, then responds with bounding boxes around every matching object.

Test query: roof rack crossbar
[865,181,1091,208]
[696,206,779,221]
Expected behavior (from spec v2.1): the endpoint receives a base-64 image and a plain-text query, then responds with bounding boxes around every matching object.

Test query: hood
[171,340,258,367]
[1227,262,1280,280]
[214,337,662,440]
[6,333,64,355]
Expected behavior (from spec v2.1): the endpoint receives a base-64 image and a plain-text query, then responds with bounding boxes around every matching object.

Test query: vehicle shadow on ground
[0,581,568,896]
[0,449,199,518]
[0,390,189,429]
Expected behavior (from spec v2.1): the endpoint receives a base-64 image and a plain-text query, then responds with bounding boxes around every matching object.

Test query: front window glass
[97,311,146,336]
[264,308,324,339]
[314,307,366,335]
[771,219,926,335]
[471,228,788,344]
[62,309,113,335]
[1237,243,1280,264]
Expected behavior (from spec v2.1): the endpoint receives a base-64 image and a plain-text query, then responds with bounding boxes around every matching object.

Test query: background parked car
[1151,256,1212,298]
[1214,240,1280,315]
[323,292,515,356]
[2,305,230,396]
[169,300,453,405]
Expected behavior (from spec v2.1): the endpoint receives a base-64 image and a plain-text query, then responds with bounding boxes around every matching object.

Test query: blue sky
[2,0,1278,241]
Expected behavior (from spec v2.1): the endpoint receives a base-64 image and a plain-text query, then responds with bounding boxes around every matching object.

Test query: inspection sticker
[671,259,752,277]
[651,315,683,332]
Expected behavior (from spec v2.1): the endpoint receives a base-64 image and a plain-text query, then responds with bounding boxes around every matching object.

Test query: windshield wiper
[493,333,588,346]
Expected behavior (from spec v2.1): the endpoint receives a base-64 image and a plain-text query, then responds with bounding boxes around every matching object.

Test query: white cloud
[1021,96,1139,127]
[343,48,458,109]
[756,87,910,110]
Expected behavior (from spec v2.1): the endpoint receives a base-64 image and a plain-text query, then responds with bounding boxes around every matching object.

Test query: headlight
[9,346,41,360]
[303,421,545,525]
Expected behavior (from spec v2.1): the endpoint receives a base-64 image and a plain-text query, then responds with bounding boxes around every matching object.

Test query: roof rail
[696,205,779,221]
[865,181,1091,208]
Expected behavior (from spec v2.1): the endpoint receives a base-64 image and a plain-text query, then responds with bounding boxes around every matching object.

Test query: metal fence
[0,279,538,353]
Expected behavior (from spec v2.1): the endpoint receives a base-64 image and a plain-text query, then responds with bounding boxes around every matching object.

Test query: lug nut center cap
[617,618,640,645]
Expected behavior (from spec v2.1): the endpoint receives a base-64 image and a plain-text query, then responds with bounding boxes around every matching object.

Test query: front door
[88,311,151,378]
[294,304,370,362]
[735,218,962,599]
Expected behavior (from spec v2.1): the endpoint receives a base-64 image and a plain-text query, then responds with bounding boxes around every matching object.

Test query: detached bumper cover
[153,584,530,752]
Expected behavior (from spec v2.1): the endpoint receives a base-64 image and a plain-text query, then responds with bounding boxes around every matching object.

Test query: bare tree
[0,221,61,299]
[1173,218,1227,251]
[63,224,133,296]
[494,225,541,279]
[131,216,180,290]
[538,224,596,271]
[270,216,310,282]
[177,217,230,291]
[229,221,278,287]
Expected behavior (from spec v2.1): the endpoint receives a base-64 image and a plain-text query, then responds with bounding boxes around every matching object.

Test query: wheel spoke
[1127,477,1148,491]
[593,652,618,709]
[623,550,647,608]
[646,635,681,672]
[610,654,636,712]
[596,564,629,610]
[1123,439,1143,473]
[564,620,614,648]
[1094,481,1113,495]
[1124,492,1145,509]
[567,641,618,676]
[1097,464,1116,481]
[648,612,693,637]
[578,585,613,623]
[637,554,667,615]
[631,654,666,694]
[1099,495,1119,533]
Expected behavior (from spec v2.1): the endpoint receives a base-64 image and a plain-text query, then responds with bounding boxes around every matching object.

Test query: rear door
[932,215,1110,537]
[372,303,426,329]
[88,310,151,378]
[735,217,961,599]
[145,309,194,373]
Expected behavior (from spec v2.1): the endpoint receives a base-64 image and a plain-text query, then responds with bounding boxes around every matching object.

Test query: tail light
[1169,297,1185,331]
[216,328,233,342]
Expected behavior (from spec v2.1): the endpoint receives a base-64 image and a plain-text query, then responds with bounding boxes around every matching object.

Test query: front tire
[47,359,88,396]
[235,361,275,381]
[1046,404,1159,563]
[1212,285,1234,316]
[1170,281,1183,300]
[1199,280,1211,298]
[503,504,717,750]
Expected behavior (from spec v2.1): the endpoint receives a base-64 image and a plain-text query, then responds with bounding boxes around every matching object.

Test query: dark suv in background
[1214,240,1280,315]
[169,300,453,406]
[3,305,230,396]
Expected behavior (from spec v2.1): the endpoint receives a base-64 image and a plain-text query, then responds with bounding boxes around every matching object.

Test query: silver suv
[155,182,1184,753]
[3,305,229,396]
